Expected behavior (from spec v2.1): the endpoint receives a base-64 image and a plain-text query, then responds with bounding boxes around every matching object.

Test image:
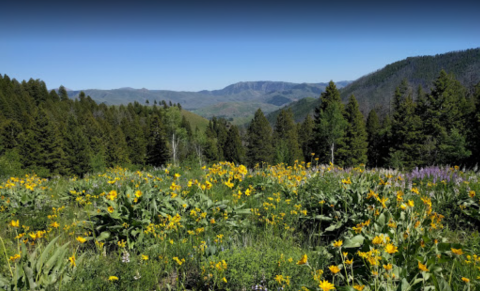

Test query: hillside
[181,109,209,133]
[340,48,480,115]
[267,48,480,123]
[67,81,350,122]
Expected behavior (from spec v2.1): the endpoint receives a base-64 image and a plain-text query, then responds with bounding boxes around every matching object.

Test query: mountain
[67,81,351,122]
[340,48,480,115]
[266,48,480,123]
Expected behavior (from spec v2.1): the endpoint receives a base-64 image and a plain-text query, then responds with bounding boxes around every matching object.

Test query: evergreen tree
[422,70,470,164]
[299,114,315,162]
[21,109,66,175]
[313,81,347,164]
[105,126,130,167]
[316,102,347,165]
[63,115,91,176]
[469,82,480,166]
[146,115,169,167]
[390,94,423,169]
[366,109,381,167]
[246,109,273,167]
[223,125,245,164]
[122,116,147,165]
[58,85,69,102]
[342,95,368,166]
[377,115,393,168]
[273,109,302,165]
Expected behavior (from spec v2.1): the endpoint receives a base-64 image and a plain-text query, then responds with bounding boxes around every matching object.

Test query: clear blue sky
[1,0,479,91]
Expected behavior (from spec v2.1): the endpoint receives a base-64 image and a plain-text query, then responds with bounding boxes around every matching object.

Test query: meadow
[1,161,480,291]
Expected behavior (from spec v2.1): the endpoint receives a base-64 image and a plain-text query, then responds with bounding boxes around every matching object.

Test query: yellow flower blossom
[385,243,398,254]
[328,265,341,274]
[319,280,335,291]
[297,254,308,265]
[332,240,343,248]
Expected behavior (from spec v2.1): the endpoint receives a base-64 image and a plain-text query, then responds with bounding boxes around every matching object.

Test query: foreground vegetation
[1,162,480,290]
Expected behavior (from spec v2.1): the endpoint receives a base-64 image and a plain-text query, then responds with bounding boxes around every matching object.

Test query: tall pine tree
[246,109,273,167]
[342,95,368,167]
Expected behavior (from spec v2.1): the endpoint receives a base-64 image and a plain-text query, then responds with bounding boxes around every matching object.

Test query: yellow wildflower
[332,240,343,248]
[385,243,398,254]
[69,254,76,267]
[319,280,335,291]
[76,236,87,244]
[9,220,19,228]
[297,254,308,265]
[109,276,118,281]
[328,265,341,274]
[451,248,464,255]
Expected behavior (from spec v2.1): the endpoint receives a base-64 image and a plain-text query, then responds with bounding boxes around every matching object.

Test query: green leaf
[343,235,365,248]
[325,221,343,232]
[397,278,410,291]
[36,236,60,274]
[314,215,333,221]
[96,231,111,241]
[44,242,69,274]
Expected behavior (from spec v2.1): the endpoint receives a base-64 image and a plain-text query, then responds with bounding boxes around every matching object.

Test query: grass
[1,163,480,290]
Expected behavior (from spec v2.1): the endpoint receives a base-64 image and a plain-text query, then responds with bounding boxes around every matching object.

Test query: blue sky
[1,0,480,91]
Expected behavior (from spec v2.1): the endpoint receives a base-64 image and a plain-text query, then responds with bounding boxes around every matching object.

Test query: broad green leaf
[314,215,333,221]
[343,235,365,248]
[36,236,60,273]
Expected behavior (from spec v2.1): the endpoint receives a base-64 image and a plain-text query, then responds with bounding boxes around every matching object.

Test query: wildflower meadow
[1,161,480,290]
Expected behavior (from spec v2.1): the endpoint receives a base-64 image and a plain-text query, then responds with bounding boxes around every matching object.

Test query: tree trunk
[331,142,335,165]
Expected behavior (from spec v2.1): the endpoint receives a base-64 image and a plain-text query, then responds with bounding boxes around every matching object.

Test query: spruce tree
[390,95,423,169]
[273,109,302,166]
[366,109,381,167]
[316,102,347,165]
[246,109,273,167]
[223,125,245,164]
[299,114,315,162]
[21,108,66,175]
[146,115,169,167]
[313,81,347,164]
[105,126,130,167]
[422,70,470,164]
[343,95,368,167]
[63,115,91,176]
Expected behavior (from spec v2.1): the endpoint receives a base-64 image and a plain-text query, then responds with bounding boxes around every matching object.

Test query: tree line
[0,70,479,177]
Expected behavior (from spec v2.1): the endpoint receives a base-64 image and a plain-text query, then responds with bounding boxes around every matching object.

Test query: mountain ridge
[265,47,480,124]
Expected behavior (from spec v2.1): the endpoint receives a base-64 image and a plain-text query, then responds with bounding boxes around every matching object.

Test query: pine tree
[246,109,273,167]
[273,109,302,165]
[223,125,245,164]
[377,115,393,168]
[58,85,69,102]
[422,70,470,164]
[63,115,91,176]
[343,95,368,166]
[313,81,347,164]
[21,108,66,175]
[390,94,423,169]
[105,126,130,167]
[299,114,315,162]
[366,109,381,167]
[146,115,169,167]
[469,82,480,166]
[316,102,347,165]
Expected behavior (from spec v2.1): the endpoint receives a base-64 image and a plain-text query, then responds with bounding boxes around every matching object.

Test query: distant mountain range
[67,81,351,124]
[266,48,480,123]
[66,48,480,125]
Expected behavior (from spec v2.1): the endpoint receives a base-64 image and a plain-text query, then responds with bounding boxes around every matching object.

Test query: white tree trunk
[331,142,335,165]
[172,132,177,166]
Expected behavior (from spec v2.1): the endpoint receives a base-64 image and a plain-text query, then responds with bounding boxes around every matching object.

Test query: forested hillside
[268,48,480,122]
